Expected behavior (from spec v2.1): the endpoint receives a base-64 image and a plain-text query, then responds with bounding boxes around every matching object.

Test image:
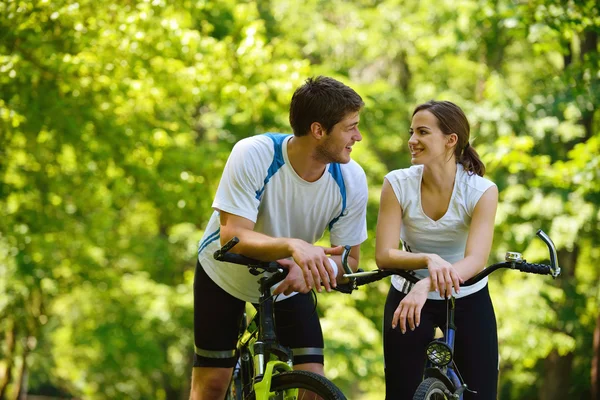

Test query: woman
[376,100,499,399]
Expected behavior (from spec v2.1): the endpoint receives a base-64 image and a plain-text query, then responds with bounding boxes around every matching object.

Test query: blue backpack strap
[328,162,347,230]
[255,133,290,201]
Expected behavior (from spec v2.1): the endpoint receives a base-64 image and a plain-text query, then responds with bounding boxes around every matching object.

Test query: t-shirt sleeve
[384,170,404,209]
[466,176,497,215]
[212,138,268,223]
[329,163,368,246]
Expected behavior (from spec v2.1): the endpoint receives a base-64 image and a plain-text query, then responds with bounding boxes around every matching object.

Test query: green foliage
[1,0,598,398]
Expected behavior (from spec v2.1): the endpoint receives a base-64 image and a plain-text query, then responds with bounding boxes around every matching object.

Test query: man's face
[315,111,362,164]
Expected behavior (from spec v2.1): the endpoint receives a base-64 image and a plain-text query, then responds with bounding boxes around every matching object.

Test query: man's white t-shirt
[385,163,496,300]
[198,133,368,303]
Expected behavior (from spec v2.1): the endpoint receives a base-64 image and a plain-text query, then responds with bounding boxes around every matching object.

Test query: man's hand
[288,239,343,292]
[272,259,311,296]
[426,254,463,298]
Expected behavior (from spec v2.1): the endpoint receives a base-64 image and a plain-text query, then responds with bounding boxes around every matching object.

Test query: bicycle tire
[248,370,346,399]
[225,378,243,400]
[413,377,451,400]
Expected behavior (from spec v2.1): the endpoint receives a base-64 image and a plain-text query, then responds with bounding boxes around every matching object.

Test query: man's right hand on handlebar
[426,254,463,298]
[288,239,342,293]
[272,259,312,296]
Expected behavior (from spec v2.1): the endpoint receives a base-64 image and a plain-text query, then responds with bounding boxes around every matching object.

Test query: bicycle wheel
[249,370,346,399]
[225,377,243,400]
[413,377,451,400]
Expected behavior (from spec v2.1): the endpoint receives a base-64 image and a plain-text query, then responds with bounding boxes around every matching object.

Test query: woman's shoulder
[385,165,422,183]
[457,165,495,191]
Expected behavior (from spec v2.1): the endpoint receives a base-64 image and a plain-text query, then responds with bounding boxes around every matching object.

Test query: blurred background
[1,0,599,399]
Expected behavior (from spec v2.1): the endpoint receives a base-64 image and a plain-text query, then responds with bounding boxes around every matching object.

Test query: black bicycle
[214,237,347,400]
[339,229,561,400]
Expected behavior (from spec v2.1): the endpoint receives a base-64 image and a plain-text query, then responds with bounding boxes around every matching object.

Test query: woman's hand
[426,254,463,298]
[392,280,429,333]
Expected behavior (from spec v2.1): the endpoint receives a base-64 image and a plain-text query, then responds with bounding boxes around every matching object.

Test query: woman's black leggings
[383,284,498,399]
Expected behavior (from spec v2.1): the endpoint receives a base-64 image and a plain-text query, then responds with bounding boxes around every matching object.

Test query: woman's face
[408,110,454,165]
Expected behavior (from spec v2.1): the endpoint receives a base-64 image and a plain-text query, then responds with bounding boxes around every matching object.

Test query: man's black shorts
[193,260,324,368]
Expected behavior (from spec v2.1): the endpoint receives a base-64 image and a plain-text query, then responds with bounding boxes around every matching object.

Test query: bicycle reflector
[426,341,453,367]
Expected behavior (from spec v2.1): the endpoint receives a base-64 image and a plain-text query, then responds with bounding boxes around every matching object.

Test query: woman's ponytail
[459,142,486,177]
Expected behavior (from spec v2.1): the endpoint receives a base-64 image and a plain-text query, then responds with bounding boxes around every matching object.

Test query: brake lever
[535,230,561,278]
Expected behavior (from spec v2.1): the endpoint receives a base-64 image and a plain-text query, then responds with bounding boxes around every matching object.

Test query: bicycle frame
[421,297,469,399]
[233,272,298,399]
[216,237,347,399]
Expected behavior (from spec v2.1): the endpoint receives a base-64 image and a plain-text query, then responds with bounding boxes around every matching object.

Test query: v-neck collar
[417,164,461,223]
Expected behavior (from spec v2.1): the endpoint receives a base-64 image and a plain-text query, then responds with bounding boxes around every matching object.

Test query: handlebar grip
[216,252,264,266]
[214,237,239,260]
[516,262,551,275]
[334,282,355,294]
[354,270,396,286]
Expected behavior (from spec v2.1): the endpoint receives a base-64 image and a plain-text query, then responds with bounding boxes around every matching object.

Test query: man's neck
[287,136,327,182]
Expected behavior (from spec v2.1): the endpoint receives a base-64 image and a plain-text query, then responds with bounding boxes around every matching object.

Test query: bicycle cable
[257,290,319,330]
[445,298,449,342]
[445,297,469,391]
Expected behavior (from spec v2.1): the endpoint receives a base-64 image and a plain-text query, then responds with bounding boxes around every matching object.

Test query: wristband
[327,257,339,282]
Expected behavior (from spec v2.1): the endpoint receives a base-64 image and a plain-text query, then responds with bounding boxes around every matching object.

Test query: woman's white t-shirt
[385,163,496,300]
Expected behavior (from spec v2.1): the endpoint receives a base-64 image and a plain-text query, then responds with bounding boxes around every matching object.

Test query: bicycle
[213,236,347,400]
[339,229,561,400]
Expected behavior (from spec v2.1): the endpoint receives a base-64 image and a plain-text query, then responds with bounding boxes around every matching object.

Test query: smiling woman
[375,100,499,399]
[409,101,485,177]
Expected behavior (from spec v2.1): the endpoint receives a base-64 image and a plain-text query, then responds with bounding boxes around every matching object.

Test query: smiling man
[191,76,369,399]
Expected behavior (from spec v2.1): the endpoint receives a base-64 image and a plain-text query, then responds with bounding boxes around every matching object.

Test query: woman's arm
[376,178,462,297]
[375,179,429,270]
[452,185,499,280]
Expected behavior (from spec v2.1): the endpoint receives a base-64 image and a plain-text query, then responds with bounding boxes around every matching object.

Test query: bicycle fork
[253,277,294,380]
[423,298,477,399]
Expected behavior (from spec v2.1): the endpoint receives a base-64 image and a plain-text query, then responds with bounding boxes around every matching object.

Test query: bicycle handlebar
[213,237,288,288]
[342,229,561,292]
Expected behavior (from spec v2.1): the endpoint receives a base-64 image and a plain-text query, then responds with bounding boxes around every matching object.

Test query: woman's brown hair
[413,100,485,176]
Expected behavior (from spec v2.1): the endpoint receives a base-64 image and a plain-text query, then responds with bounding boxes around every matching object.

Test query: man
[192,76,368,399]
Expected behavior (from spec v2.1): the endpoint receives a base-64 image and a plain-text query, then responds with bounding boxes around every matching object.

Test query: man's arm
[329,243,360,278]
[219,211,342,292]
[220,211,294,260]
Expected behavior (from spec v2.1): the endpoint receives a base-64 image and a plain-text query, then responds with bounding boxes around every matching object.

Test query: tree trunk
[539,349,574,400]
[580,30,598,62]
[578,29,598,142]
[592,311,600,400]
[0,320,16,400]
[395,50,411,94]
[10,346,28,400]
[538,248,577,399]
